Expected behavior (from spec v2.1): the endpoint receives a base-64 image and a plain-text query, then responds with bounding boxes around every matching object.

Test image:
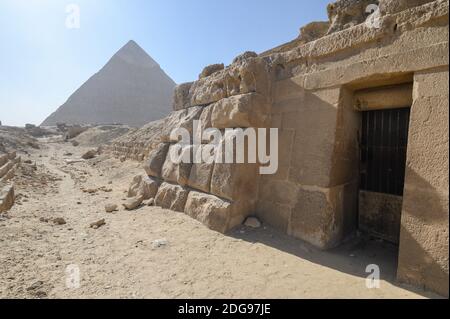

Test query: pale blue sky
[0,0,329,126]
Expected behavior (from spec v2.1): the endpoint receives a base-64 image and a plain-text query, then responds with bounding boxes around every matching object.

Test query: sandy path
[0,142,440,299]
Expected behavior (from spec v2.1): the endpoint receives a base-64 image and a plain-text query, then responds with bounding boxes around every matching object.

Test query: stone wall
[0,151,20,184]
[397,67,449,297]
[142,54,273,233]
[135,0,448,296]
[0,151,19,213]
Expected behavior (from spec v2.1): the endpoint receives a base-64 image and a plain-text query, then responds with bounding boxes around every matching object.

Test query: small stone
[53,218,66,225]
[81,149,97,160]
[122,195,144,211]
[105,204,118,213]
[90,219,106,229]
[244,217,261,228]
[26,281,44,291]
[151,239,168,249]
[147,198,155,206]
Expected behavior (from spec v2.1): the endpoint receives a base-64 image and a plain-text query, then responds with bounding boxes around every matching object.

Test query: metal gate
[360,108,411,196]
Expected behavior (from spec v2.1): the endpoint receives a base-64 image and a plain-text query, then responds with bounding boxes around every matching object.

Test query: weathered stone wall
[0,151,19,213]
[0,151,20,184]
[134,0,448,295]
[141,54,273,233]
[397,67,449,297]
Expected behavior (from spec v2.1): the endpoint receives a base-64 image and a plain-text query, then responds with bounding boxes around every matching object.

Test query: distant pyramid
[41,40,176,127]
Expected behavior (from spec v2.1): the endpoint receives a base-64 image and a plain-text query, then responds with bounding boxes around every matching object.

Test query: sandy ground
[0,141,441,299]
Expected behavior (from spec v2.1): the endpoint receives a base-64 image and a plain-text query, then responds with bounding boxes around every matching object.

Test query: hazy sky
[0,0,329,126]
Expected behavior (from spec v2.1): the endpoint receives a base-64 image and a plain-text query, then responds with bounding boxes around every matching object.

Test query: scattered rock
[53,217,67,225]
[128,174,160,200]
[151,239,168,249]
[26,281,44,291]
[65,159,84,165]
[81,149,97,160]
[90,219,106,229]
[119,156,126,162]
[0,184,15,213]
[146,198,155,206]
[244,217,262,228]
[71,140,79,147]
[105,204,118,213]
[123,195,144,210]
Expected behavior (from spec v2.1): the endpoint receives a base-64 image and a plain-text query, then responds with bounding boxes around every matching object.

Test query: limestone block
[173,82,194,111]
[160,107,203,143]
[178,56,271,108]
[289,183,358,250]
[256,200,292,233]
[210,93,270,129]
[379,0,436,15]
[209,133,259,202]
[0,161,14,179]
[0,154,8,167]
[128,174,160,200]
[326,0,375,35]
[184,191,232,233]
[232,51,258,65]
[0,184,14,213]
[143,143,170,178]
[193,104,223,144]
[199,63,225,79]
[210,162,258,202]
[161,145,193,187]
[299,21,330,42]
[155,182,190,212]
[187,162,214,193]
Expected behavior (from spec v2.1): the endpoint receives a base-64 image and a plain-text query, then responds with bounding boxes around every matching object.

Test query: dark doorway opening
[358,108,411,244]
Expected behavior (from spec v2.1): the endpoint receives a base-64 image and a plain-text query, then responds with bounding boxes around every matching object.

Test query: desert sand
[0,139,440,299]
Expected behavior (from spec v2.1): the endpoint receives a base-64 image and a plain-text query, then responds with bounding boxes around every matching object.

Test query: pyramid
[41,40,176,127]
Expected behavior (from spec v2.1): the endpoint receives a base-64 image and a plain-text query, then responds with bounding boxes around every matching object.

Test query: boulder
[244,217,262,228]
[53,217,66,225]
[161,145,193,187]
[90,219,106,229]
[128,175,160,200]
[210,93,270,129]
[0,184,14,213]
[176,56,271,109]
[173,82,194,111]
[154,182,189,212]
[184,191,233,233]
[105,204,118,213]
[326,0,375,35]
[187,162,214,193]
[199,63,225,79]
[160,107,203,143]
[143,143,170,178]
[210,162,258,202]
[232,51,258,65]
[299,21,330,42]
[82,149,97,160]
[123,195,144,210]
